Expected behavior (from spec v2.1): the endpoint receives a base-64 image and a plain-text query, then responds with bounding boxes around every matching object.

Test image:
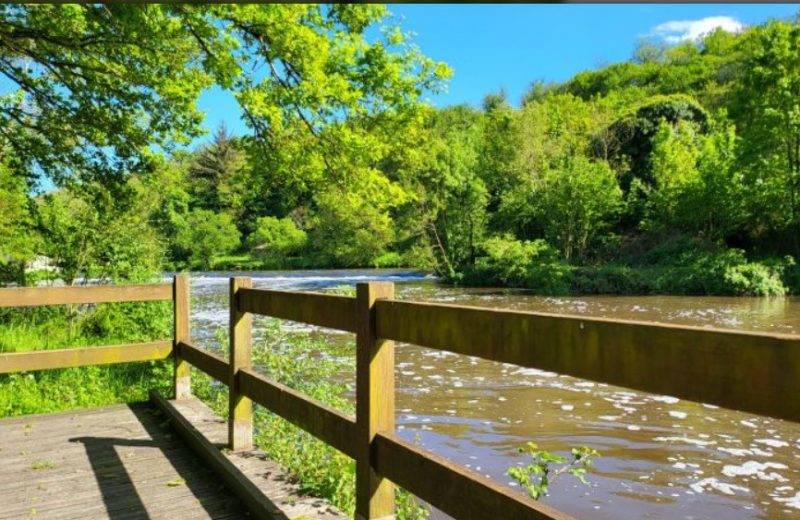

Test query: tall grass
[0,301,173,416]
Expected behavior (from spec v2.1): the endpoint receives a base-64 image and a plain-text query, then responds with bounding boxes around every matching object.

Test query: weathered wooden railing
[2,276,800,520]
[0,279,182,374]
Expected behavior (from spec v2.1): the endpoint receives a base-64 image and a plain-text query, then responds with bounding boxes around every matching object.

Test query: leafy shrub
[247,216,307,262]
[656,248,787,296]
[174,209,240,269]
[372,251,404,268]
[571,265,651,295]
[464,236,572,294]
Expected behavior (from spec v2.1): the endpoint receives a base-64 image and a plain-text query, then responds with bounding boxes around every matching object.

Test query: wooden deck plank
[0,402,250,519]
[151,391,349,520]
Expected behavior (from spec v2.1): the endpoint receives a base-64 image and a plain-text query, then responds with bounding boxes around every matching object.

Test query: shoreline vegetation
[205,244,796,297]
[5,12,799,297]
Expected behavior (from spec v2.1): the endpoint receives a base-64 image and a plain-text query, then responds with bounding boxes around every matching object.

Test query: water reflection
[181,270,800,519]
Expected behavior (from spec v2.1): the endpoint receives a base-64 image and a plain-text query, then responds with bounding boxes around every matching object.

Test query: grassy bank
[457,236,798,296]
[0,302,173,416]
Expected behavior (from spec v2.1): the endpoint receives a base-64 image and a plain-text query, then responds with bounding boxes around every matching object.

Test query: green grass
[0,302,173,417]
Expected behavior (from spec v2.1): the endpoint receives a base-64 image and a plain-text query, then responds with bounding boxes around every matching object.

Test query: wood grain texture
[374,432,573,520]
[173,275,192,399]
[0,401,247,519]
[229,277,253,451]
[355,282,395,520]
[237,287,357,332]
[0,341,173,374]
[238,368,357,458]
[151,391,348,520]
[0,283,172,308]
[177,341,229,384]
[375,299,800,422]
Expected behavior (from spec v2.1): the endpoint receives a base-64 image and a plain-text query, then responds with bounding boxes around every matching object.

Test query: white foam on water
[722,461,788,481]
[740,420,758,429]
[511,367,558,378]
[669,411,688,419]
[599,415,619,421]
[774,491,800,509]
[718,447,753,457]
[690,477,749,496]
[755,438,789,448]
[652,395,680,404]
[751,448,774,457]
[654,436,716,447]
[561,405,574,411]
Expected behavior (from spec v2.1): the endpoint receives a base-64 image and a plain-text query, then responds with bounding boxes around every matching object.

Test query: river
[183,269,800,519]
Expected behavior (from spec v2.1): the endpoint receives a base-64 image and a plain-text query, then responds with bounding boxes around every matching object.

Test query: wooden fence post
[355,282,396,520]
[229,277,253,451]
[173,274,191,399]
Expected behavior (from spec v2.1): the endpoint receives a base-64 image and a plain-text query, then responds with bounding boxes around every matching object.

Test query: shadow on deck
[0,395,346,520]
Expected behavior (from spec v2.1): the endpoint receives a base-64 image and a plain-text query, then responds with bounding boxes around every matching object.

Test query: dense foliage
[2,8,799,296]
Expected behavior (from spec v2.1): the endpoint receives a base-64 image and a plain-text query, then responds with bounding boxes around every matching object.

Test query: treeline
[2,8,799,296]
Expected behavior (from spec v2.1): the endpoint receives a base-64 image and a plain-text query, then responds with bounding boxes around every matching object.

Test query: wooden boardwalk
[5,279,799,520]
[0,397,347,520]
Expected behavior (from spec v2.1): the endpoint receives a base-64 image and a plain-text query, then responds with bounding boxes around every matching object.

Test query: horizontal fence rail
[373,432,570,520]
[0,283,173,308]
[375,299,800,423]
[176,341,228,383]
[6,278,799,520]
[238,368,358,458]
[0,341,173,374]
[237,287,357,332]
[212,283,800,519]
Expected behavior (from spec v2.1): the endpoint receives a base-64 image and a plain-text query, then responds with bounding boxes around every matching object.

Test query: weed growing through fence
[507,442,600,500]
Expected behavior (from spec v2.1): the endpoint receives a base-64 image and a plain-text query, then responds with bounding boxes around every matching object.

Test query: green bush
[655,248,787,296]
[372,251,405,268]
[247,216,307,263]
[463,236,572,294]
[571,265,651,295]
[174,209,241,269]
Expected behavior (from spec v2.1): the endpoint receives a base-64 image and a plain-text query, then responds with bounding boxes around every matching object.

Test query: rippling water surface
[180,269,800,519]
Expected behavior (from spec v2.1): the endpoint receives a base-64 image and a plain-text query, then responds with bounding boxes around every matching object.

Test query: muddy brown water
[184,270,800,519]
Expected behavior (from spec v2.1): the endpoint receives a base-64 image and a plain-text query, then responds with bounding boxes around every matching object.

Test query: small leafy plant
[507,443,599,500]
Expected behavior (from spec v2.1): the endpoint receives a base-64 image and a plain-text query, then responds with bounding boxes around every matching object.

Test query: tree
[309,189,396,268]
[174,209,240,269]
[0,4,213,183]
[407,106,488,277]
[736,18,800,252]
[533,157,622,262]
[645,119,745,239]
[188,123,246,213]
[0,4,449,190]
[632,37,669,64]
[0,161,36,284]
[36,184,164,284]
[247,216,307,262]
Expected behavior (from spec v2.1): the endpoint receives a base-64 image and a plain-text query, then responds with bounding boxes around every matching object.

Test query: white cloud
[651,16,744,44]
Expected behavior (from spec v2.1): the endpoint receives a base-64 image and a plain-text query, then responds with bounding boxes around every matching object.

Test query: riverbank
[200,248,798,297]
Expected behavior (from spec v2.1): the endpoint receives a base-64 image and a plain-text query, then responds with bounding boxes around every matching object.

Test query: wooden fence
[1,275,799,520]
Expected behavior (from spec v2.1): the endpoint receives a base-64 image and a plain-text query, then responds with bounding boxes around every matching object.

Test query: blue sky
[197,4,798,142]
